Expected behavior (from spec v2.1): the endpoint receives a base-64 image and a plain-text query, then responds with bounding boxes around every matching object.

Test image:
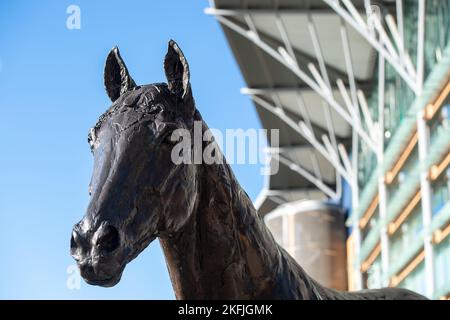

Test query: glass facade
[210,0,450,299]
[352,0,450,299]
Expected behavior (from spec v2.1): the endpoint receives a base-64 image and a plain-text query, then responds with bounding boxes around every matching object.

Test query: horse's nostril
[71,230,85,252]
[97,225,120,252]
[79,262,96,279]
[71,231,77,250]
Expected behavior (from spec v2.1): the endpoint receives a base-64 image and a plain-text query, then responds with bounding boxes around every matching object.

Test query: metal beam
[417,110,435,298]
[340,20,359,116]
[279,155,337,199]
[265,188,330,197]
[416,0,425,93]
[395,0,404,59]
[305,13,342,199]
[250,94,353,183]
[250,95,351,142]
[260,23,371,83]
[242,88,352,141]
[357,89,375,136]
[376,43,390,287]
[212,15,377,151]
[240,84,373,95]
[322,0,419,94]
[268,144,330,185]
[210,11,372,83]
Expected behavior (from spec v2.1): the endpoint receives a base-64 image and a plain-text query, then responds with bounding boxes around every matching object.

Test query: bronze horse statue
[70,40,426,300]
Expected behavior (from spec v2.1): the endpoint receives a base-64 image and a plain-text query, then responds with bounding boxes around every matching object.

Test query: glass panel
[389,206,423,264]
[424,0,450,77]
[431,167,450,216]
[386,145,419,203]
[398,261,427,297]
[430,103,450,146]
[434,236,450,295]
[361,208,379,243]
[367,256,383,289]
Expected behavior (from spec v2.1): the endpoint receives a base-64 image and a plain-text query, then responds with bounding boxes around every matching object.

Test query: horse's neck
[159,150,322,299]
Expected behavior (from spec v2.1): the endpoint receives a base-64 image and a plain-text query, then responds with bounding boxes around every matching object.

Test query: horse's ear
[104,47,136,102]
[164,40,191,100]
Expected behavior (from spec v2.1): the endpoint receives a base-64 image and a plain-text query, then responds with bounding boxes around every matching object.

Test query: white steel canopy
[206,0,422,217]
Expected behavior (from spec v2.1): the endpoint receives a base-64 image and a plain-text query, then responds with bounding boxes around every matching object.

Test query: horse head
[70,40,200,287]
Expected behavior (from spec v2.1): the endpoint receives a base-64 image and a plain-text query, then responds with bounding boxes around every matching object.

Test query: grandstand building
[206,0,450,299]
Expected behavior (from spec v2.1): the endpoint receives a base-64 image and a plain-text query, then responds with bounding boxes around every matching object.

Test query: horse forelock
[89,83,172,141]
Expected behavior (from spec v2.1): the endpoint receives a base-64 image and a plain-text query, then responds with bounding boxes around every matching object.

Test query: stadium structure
[206,0,450,299]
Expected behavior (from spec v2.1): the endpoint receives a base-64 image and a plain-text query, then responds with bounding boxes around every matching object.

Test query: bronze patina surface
[70,40,426,300]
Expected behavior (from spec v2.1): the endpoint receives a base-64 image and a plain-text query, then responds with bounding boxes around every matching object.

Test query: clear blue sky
[0,0,264,299]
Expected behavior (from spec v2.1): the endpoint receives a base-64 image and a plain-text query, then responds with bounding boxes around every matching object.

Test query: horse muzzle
[70,222,126,287]
[77,258,125,287]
